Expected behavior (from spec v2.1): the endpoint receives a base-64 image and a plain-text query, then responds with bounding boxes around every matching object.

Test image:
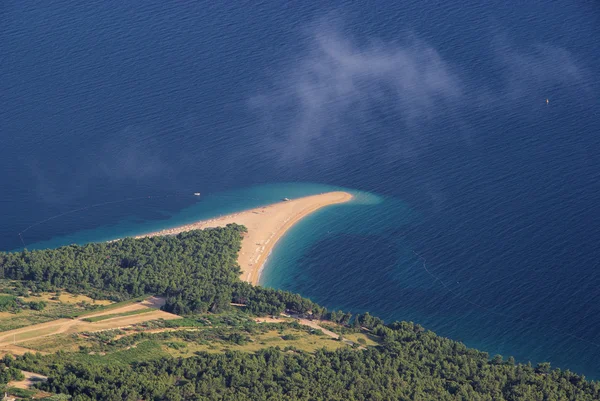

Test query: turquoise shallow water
[11,180,600,378]
[17,183,347,251]
[261,190,413,287]
[262,190,420,310]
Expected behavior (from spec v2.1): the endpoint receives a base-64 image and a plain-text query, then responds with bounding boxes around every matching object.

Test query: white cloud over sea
[250,25,463,162]
[250,21,591,164]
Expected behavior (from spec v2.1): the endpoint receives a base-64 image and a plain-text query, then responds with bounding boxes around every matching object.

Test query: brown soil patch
[0,297,180,348]
[8,370,48,389]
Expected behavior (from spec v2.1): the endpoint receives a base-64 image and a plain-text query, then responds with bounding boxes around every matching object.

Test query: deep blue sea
[2,0,600,378]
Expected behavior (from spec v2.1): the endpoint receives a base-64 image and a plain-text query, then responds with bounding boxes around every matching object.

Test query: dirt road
[9,370,48,389]
[255,316,359,347]
[0,296,179,351]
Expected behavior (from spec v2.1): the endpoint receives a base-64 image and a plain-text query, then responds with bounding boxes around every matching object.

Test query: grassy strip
[66,295,150,318]
[6,387,37,398]
[82,308,154,323]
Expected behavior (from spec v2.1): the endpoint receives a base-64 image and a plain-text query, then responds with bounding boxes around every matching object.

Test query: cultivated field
[0,296,180,355]
[0,287,114,332]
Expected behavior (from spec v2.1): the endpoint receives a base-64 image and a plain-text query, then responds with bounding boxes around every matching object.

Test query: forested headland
[0,225,598,400]
[0,224,323,317]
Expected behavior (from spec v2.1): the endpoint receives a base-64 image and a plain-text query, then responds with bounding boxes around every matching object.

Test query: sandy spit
[134,191,353,285]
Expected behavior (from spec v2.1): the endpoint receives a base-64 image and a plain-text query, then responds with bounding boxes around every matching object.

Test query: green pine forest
[0,224,598,400]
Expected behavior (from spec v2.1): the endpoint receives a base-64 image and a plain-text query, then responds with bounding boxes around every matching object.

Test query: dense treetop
[0,226,243,308]
[8,321,600,401]
[1,225,598,400]
[0,225,325,316]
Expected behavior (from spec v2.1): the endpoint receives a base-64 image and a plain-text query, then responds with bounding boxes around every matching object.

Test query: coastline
[133,191,353,285]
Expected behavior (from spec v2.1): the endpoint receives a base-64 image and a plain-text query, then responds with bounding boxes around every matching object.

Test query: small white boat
[194,192,201,196]
[282,197,290,201]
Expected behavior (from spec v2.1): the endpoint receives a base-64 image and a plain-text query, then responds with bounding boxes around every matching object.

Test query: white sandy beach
[135,191,353,285]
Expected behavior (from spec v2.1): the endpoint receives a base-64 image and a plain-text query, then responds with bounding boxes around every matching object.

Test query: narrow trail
[255,316,361,348]
[0,297,175,348]
[8,370,48,390]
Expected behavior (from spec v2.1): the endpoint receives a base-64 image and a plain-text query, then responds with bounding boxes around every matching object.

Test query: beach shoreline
[133,191,353,285]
